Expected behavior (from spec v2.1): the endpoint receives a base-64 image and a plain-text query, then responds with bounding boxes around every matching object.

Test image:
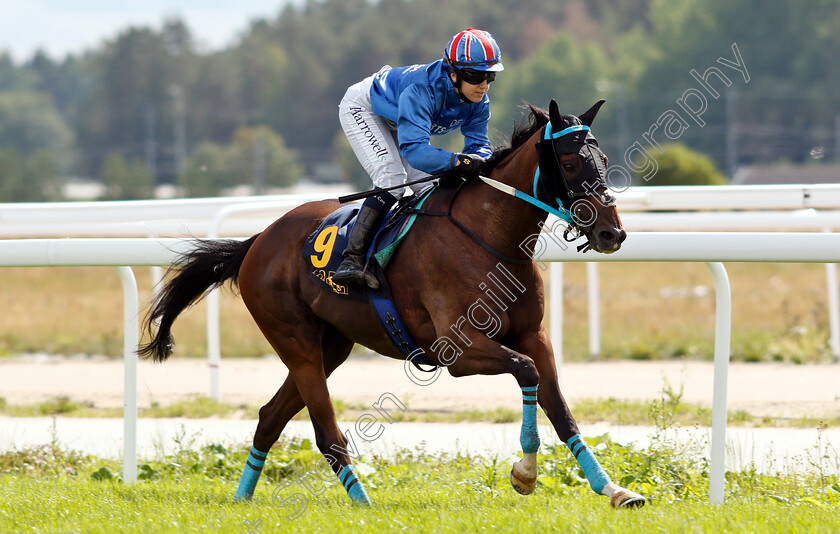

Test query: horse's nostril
[600,230,617,243]
[598,228,626,248]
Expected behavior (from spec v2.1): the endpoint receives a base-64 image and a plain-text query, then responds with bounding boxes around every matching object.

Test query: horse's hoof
[610,488,646,509]
[509,464,537,495]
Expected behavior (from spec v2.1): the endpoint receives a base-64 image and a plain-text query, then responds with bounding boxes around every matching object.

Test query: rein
[479,174,593,254]
[409,178,533,264]
[408,121,613,260]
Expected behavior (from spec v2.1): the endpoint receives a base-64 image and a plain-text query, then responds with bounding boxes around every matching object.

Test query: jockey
[333,28,504,289]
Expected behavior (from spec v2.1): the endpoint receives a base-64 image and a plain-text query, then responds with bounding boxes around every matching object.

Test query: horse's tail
[138,234,260,363]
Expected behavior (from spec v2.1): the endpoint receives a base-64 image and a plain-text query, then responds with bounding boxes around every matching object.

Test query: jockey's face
[450,71,490,103]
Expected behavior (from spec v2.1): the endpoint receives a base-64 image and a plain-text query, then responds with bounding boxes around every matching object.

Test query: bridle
[411,116,617,261]
[480,121,616,253]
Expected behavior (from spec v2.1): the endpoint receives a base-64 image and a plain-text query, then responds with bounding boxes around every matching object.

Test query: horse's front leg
[519,330,646,508]
[445,335,541,495]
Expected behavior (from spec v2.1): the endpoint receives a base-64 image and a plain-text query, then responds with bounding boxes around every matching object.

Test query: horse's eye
[562,163,575,173]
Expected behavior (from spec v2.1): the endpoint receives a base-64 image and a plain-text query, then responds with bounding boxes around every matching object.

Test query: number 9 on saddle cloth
[303,185,438,369]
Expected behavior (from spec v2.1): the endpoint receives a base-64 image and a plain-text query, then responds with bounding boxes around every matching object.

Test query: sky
[0,0,301,63]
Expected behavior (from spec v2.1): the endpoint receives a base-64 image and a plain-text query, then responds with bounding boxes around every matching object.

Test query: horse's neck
[463,133,549,258]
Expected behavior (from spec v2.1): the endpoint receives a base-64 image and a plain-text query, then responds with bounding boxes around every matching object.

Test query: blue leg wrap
[566,434,611,494]
[234,446,268,501]
[520,386,541,454]
[338,465,371,505]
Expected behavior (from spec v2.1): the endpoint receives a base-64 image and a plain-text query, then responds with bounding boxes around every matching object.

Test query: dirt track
[2,355,839,419]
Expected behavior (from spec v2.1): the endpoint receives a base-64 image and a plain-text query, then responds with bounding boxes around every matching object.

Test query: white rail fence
[3,185,840,393]
[3,233,840,504]
[614,184,840,210]
[3,184,840,229]
[0,239,193,484]
[555,209,840,363]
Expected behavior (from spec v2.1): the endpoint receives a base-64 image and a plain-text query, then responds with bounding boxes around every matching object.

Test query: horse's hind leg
[236,318,372,505]
[288,350,372,505]
[234,326,354,501]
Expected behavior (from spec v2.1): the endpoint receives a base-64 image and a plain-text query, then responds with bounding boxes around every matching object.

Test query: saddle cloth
[304,186,434,299]
[302,186,437,369]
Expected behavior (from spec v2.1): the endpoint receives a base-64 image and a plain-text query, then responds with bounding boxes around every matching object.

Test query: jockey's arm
[460,106,493,159]
[396,84,459,175]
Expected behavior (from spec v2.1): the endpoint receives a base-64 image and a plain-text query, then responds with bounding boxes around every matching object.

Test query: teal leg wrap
[566,434,611,493]
[234,446,268,501]
[520,386,541,454]
[338,465,371,505]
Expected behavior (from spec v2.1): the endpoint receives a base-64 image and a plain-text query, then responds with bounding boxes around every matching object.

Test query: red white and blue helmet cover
[444,28,504,72]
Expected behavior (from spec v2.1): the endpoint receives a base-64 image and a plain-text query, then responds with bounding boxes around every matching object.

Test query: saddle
[303,185,438,369]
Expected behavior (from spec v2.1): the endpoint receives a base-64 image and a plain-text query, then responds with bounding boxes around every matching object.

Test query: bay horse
[139,99,645,509]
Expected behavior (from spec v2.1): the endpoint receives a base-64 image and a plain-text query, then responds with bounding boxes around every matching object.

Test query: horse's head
[536,99,626,253]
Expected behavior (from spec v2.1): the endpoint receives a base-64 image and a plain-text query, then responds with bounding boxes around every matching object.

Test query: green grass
[0,396,248,419]
[1,435,839,533]
[4,393,839,429]
[3,475,840,533]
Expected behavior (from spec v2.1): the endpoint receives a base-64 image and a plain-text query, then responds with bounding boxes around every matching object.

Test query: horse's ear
[579,99,606,127]
[549,99,563,129]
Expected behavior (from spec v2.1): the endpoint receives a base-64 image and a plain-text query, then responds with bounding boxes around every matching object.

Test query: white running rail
[2,232,840,502]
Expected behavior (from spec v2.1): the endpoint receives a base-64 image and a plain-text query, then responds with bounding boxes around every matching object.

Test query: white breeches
[338,74,430,199]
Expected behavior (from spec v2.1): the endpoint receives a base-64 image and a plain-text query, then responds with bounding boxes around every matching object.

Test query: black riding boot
[331,204,385,289]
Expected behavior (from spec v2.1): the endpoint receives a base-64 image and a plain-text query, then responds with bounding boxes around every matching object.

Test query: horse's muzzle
[591,226,626,253]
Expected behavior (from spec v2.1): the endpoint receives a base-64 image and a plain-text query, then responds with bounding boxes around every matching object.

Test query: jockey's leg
[336,76,408,289]
[331,190,396,289]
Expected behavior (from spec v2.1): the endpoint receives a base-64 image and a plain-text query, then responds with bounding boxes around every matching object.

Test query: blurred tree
[637,143,726,186]
[637,0,840,165]
[490,31,610,133]
[0,53,30,91]
[233,24,293,132]
[76,18,198,182]
[2,0,839,186]
[100,152,155,199]
[229,125,303,190]
[0,148,61,201]
[179,125,301,197]
[585,0,653,33]
[0,53,16,91]
[25,51,90,118]
[0,91,75,172]
[189,51,244,143]
[179,141,236,197]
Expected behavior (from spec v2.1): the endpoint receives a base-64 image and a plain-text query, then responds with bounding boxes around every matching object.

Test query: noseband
[481,122,615,252]
[419,119,616,261]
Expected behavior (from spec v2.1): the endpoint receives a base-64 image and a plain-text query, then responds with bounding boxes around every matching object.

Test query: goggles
[459,68,497,85]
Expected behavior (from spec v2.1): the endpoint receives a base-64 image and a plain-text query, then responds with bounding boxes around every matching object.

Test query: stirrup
[362,268,380,289]
[332,269,380,289]
[332,258,365,285]
[332,257,380,289]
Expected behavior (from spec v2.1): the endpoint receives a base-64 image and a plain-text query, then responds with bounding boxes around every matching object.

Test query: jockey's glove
[453,153,488,179]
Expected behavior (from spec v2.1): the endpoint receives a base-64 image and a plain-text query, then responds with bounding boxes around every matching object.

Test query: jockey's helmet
[443,28,504,73]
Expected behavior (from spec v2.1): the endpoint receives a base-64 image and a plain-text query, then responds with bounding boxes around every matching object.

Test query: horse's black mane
[486,104,550,170]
